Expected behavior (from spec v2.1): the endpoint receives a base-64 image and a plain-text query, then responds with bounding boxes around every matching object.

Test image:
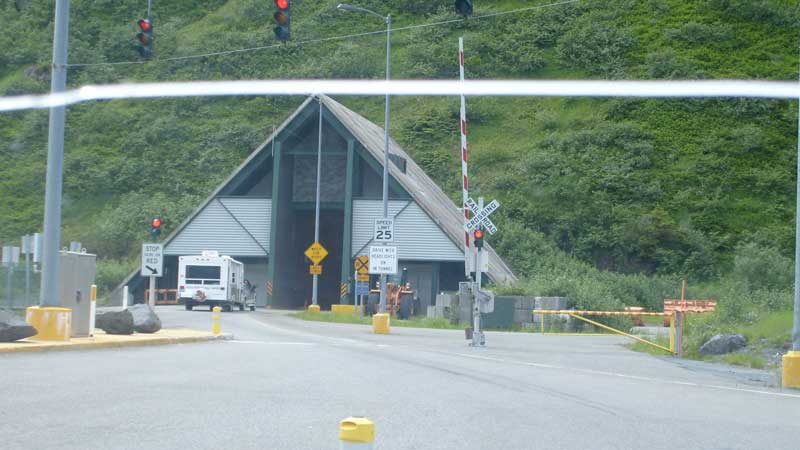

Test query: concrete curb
[0,330,233,354]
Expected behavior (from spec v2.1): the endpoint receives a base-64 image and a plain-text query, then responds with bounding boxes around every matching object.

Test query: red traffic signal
[273,0,290,41]
[136,18,154,57]
[473,229,484,249]
[150,217,162,239]
[137,18,152,32]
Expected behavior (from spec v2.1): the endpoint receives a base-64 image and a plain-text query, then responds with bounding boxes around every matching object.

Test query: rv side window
[185,265,221,282]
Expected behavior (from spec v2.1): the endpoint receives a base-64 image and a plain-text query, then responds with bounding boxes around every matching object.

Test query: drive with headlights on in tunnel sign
[368,246,397,275]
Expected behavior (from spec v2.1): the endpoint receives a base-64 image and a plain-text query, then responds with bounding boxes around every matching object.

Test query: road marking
[228,340,316,346]
[242,314,799,398]
[450,352,800,399]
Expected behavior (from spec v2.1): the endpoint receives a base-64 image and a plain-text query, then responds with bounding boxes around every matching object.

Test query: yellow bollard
[25,306,72,341]
[211,306,221,334]
[339,417,374,450]
[669,312,676,354]
[89,284,97,337]
[372,313,390,334]
[783,351,800,388]
[308,304,320,313]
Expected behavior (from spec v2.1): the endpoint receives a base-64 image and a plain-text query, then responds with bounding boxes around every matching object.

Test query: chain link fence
[0,262,40,311]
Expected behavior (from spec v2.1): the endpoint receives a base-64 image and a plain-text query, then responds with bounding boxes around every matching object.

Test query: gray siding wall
[352,200,463,261]
[165,197,271,257]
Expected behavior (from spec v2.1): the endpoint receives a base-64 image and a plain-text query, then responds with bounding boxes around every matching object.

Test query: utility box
[59,250,96,337]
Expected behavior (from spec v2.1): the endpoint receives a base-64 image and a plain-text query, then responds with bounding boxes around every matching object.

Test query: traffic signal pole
[794,91,800,354]
[40,0,70,307]
[783,83,800,387]
[312,97,323,307]
[471,197,485,347]
[378,14,391,315]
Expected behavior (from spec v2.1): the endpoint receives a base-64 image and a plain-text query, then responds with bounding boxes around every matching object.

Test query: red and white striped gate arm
[459,37,470,277]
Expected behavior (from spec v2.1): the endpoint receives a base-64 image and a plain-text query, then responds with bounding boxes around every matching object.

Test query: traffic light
[473,229,484,250]
[136,18,154,58]
[455,0,473,16]
[273,0,290,41]
[150,217,162,240]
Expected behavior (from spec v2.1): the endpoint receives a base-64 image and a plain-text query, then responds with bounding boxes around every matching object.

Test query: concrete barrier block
[427,305,436,318]
[436,294,454,308]
[513,309,533,324]
[536,297,568,310]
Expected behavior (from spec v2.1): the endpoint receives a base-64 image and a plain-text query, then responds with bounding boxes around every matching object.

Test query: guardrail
[532,309,677,355]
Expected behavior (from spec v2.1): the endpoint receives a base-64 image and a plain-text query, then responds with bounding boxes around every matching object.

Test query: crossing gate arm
[532,310,677,355]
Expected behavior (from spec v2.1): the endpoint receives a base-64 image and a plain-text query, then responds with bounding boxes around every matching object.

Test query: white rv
[178,251,254,311]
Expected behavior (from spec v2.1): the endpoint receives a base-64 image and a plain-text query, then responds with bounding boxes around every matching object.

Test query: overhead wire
[65,0,582,68]
[1,79,798,113]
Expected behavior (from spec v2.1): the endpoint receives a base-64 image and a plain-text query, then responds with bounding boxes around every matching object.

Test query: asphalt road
[1,307,797,450]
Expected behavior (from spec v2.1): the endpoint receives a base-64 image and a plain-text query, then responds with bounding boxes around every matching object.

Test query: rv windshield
[185,265,221,282]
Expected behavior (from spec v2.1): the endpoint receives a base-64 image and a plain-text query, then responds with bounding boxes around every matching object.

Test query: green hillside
[1,0,799,316]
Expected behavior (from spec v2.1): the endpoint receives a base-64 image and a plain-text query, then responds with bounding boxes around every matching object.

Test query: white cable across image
[0,79,798,112]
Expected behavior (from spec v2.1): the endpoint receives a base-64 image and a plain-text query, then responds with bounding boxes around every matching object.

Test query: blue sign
[355,281,370,296]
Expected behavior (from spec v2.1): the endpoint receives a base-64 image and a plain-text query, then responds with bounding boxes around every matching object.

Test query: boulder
[95,309,134,335]
[0,310,38,342]
[699,334,747,355]
[128,304,162,333]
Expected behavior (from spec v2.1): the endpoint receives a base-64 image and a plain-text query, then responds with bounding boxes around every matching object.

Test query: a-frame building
[119,95,515,310]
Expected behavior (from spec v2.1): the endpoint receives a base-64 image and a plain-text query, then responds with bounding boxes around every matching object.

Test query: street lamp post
[41,0,70,308]
[337,3,391,315]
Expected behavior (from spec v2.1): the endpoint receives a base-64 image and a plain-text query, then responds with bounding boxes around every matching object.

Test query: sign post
[21,235,31,307]
[311,98,324,309]
[373,218,395,315]
[3,246,20,309]
[141,243,163,307]
[305,241,328,308]
[462,196,500,347]
[354,255,370,314]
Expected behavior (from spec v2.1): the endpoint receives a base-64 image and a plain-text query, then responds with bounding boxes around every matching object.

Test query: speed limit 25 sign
[373,218,394,242]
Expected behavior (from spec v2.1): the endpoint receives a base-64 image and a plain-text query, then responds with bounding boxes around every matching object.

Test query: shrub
[644,49,705,79]
[95,258,136,299]
[731,242,793,292]
[556,13,635,77]
[665,22,733,45]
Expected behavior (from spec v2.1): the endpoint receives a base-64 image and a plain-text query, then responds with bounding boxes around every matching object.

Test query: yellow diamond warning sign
[304,242,328,265]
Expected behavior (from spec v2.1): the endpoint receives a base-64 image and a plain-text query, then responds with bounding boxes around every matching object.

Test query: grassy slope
[0,0,798,294]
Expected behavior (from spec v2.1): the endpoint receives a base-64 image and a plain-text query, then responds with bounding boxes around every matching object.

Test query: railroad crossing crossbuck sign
[304,242,328,265]
[464,197,500,234]
[354,255,369,274]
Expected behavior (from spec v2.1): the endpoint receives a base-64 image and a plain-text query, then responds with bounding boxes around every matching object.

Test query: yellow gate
[532,310,677,355]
